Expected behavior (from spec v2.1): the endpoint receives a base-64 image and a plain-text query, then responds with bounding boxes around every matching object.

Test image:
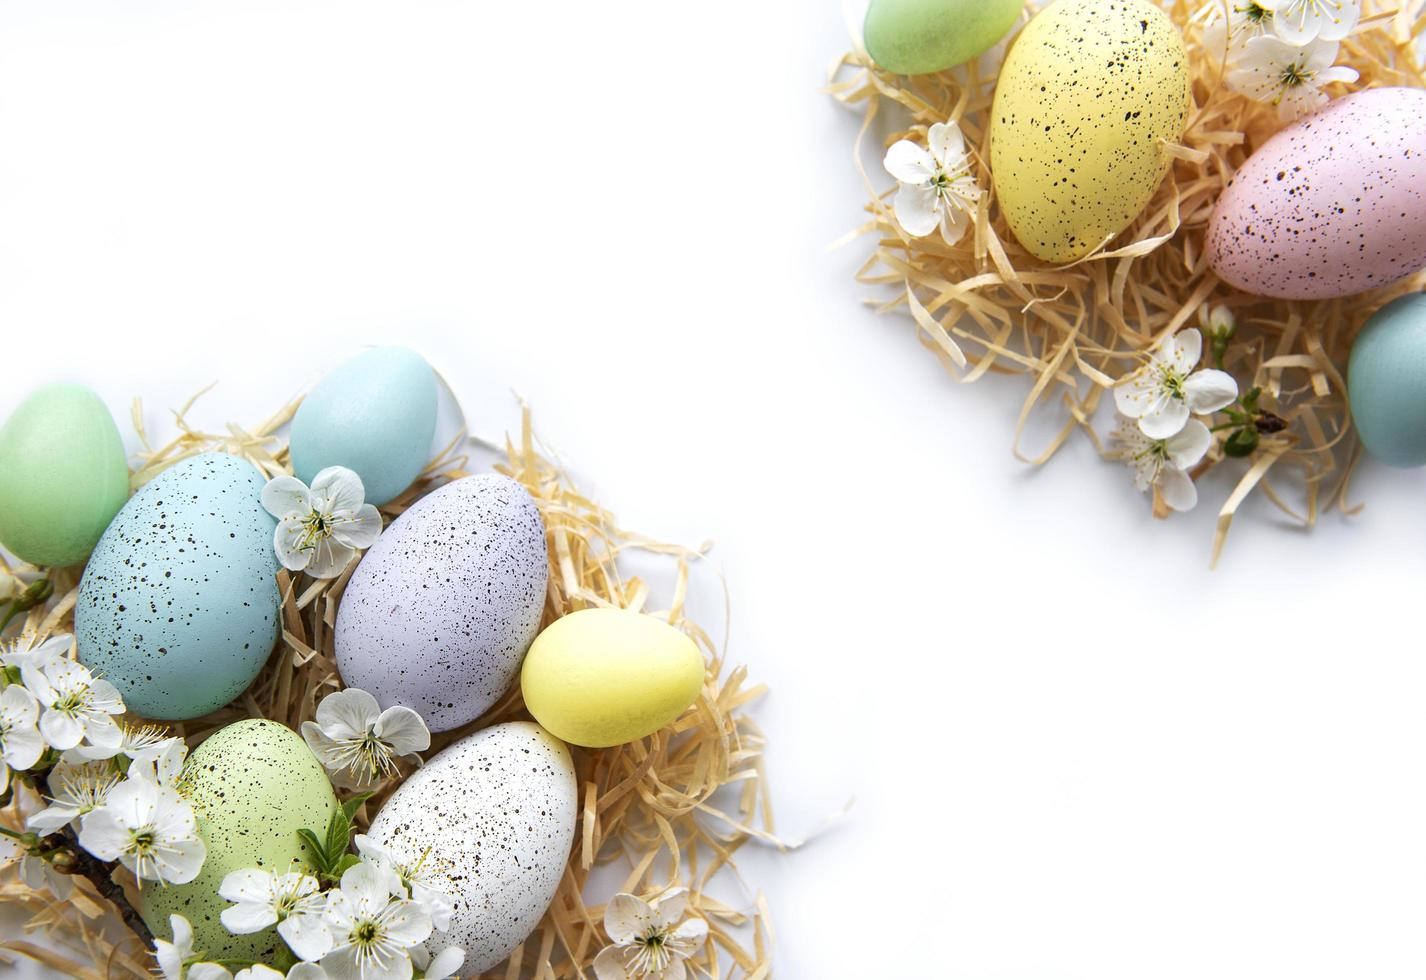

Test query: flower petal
[1166,419,1213,471]
[1137,396,1190,440]
[927,121,967,168]
[315,689,381,740]
[3,725,45,771]
[882,139,936,184]
[938,202,972,246]
[651,887,688,929]
[305,540,355,580]
[892,183,941,238]
[593,946,632,980]
[309,466,366,516]
[187,964,235,980]
[222,900,278,935]
[40,710,84,751]
[261,475,311,520]
[1183,369,1239,414]
[1168,329,1202,374]
[604,893,655,944]
[279,910,335,962]
[421,946,465,980]
[275,516,313,572]
[373,706,431,756]
[1157,465,1199,512]
[330,504,382,550]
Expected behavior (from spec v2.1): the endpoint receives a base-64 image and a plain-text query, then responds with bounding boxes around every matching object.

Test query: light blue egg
[289,346,438,506]
[76,453,280,720]
[1349,294,1426,467]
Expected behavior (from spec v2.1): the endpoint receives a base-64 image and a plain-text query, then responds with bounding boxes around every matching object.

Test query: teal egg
[865,0,1023,75]
[289,346,438,506]
[1349,294,1426,467]
[76,453,280,719]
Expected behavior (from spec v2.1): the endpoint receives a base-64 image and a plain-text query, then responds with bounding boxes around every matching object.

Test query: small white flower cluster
[156,841,463,980]
[0,634,206,894]
[1111,323,1240,512]
[881,120,983,246]
[1212,0,1361,120]
[262,467,383,580]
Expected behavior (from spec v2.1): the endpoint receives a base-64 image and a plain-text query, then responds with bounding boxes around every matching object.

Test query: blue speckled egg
[76,453,280,719]
[365,721,577,974]
[334,474,548,733]
[1348,293,1426,467]
[289,346,438,506]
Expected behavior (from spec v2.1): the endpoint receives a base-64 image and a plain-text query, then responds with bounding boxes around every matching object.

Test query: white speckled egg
[365,721,577,973]
[1206,87,1426,300]
[76,453,281,720]
[335,474,548,732]
[990,0,1190,263]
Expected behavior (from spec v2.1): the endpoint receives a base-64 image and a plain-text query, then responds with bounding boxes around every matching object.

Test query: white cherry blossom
[26,758,123,834]
[1226,34,1358,120]
[23,658,124,752]
[301,689,429,790]
[262,467,383,578]
[77,776,205,885]
[320,860,433,980]
[354,834,453,931]
[1111,416,1214,512]
[593,888,709,980]
[220,866,334,962]
[1114,329,1238,439]
[1257,0,1360,44]
[0,684,44,791]
[883,121,981,245]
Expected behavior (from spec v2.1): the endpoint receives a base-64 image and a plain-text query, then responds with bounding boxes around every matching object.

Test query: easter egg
[364,721,577,974]
[289,346,438,506]
[0,383,129,567]
[1206,88,1426,300]
[76,453,280,720]
[521,608,704,748]
[990,0,1190,263]
[864,0,1023,75]
[335,474,547,732]
[142,719,337,963]
[1348,293,1426,466]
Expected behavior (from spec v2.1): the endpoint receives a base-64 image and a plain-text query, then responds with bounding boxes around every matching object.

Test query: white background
[2,2,1426,978]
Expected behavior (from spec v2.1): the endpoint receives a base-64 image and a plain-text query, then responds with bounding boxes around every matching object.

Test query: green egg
[0,383,129,567]
[141,719,337,963]
[864,0,1023,75]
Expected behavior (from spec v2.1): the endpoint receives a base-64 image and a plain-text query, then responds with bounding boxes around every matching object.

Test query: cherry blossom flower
[1257,0,1359,44]
[1111,416,1214,513]
[77,776,205,885]
[1226,34,1358,120]
[262,467,383,578]
[0,684,44,792]
[593,888,709,980]
[883,121,981,245]
[220,867,334,962]
[23,658,124,752]
[301,689,429,790]
[26,758,123,834]
[1114,329,1238,439]
[320,860,433,980]
[354,834,453,931]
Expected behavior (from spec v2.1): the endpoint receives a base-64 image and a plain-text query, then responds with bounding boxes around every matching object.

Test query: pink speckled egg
[1206,87,1426,300]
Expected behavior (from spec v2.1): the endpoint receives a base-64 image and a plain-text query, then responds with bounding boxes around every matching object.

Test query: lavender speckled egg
[1207,88,1426,300]
[365,721,577,974]
[335,474,548,732]
[76,453,281,720]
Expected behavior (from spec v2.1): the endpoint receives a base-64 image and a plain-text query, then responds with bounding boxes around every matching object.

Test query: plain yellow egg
[520,607,705,748]
[990,0,1190,263]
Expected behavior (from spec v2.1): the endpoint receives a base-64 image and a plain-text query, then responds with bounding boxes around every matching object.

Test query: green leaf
[1224,427,1260,458]
[341,792,373,823]
[335,852,361,877]
[296,828,332,875]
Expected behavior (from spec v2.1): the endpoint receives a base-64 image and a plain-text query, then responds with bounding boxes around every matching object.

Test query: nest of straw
[0,390,776,979]
[829,0,1426,563]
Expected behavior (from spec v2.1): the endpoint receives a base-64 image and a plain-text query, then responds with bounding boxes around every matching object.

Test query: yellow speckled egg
[520,608,704,748]
[990,0,1190,263]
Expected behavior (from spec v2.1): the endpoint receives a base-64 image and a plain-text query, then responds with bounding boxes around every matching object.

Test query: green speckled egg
[142,719,337,963]
[0,383,129,567]
[990,0,1190,263]
[1348,293,1426,467]
[864,0,1023,75]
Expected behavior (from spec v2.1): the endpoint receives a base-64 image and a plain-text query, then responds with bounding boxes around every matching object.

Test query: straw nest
[829,0,1426,563]
[0,389,776,978]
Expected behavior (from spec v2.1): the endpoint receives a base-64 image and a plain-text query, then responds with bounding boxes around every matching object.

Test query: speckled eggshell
[335,474,548,733]
[142,719,337,963]
[76,453,280,720]
[1348,293,1426,466]
[289,346,438,506]
[990,0,1191,263]
[364,721,577,974]
[1206,88,1426,300]
[0,383,130,568]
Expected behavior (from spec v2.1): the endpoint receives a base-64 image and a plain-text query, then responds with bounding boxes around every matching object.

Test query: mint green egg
[142,719,337,963]
[0,383,129,567]
[1349,294,1426,467]
[290,346,438,506]
[865,0,1023,75]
